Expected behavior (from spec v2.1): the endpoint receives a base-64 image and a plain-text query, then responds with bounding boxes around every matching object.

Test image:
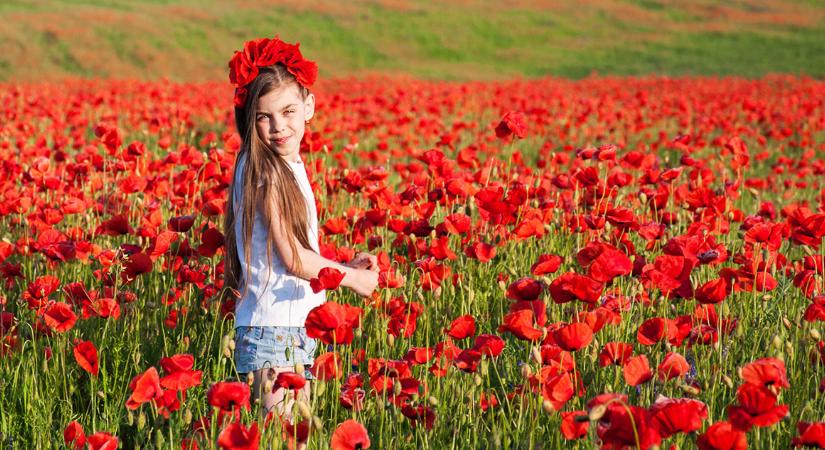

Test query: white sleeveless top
[232,151,326,327]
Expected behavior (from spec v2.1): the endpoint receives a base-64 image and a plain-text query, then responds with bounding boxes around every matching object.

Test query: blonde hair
[223,64,314,301]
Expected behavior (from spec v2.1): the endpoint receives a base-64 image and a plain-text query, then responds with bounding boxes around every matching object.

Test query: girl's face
[255,83,315,163]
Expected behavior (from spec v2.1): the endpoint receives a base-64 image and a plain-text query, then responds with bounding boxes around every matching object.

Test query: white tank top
[232,151,326,327]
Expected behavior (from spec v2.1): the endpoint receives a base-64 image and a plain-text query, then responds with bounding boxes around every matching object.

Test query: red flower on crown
[227,36,318,107]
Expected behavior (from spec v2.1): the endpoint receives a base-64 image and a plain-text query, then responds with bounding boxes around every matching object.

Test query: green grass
[0,0,823,81]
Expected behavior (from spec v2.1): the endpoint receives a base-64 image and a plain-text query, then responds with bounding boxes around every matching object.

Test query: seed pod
[810,328,822,341]
[297,400,312,420]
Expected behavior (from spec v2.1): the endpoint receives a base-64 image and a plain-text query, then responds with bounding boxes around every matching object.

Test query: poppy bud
[97,391,105,399]
[434,286,442,298]
[588,404,608,421]
[133,351,142,366]
[680,384,700,396]
[387,333,395,347]
[772,335,783,350]
[264,380,273,393]
[297,400,312,420]
[762,294,773,301]
[311,415,323,431]
[542,399,554,414]
[222,346,232,359]
[183,408,193,425]
[498,280,506,291]
[474,374,483,386]
[137,411,146,430]
[810,328,822,341]
[639,192,648,203]
[246,371,255,386]
[785,341,794,358]
[393,380,402,396]
[520,364,533,379]
[428,396,439,406]
[722,374,734,388]
[530,347,542,365]
[782,317,792,331]
[41,359,48,373]
[468,289,475,304]
[315,380,326,396]
[155,429,165,448]
[127,410,135,426]
[228,339,236,351]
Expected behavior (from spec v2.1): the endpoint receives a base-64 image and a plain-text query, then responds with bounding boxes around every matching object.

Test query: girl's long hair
[223,64,314,301]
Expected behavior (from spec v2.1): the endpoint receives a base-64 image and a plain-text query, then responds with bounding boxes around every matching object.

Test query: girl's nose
[270,117,285,134]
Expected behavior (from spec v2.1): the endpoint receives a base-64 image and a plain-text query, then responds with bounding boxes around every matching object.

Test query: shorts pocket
[234,327,261,373]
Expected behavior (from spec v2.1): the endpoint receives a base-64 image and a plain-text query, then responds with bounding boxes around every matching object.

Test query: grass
[0,0,822,81]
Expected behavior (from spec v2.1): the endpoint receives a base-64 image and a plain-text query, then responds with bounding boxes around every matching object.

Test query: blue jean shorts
[234,326,317,380]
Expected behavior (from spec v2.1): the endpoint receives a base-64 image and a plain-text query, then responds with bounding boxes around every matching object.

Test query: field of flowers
[0,75,824,449]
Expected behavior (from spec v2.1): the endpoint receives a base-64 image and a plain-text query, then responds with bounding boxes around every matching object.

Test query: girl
[222,37,379,425]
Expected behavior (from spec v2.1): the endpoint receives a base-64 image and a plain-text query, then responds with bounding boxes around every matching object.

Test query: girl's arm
[268,209,378,297]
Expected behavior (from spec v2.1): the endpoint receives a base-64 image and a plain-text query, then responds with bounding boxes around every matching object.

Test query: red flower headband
[227,36,318,108]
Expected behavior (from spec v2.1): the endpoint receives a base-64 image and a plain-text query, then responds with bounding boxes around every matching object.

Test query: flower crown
[227,36,318,108]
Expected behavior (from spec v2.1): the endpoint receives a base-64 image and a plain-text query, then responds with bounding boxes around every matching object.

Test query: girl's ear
[304,93,315,122]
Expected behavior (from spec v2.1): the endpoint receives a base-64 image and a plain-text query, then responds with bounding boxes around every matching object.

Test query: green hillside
[1,0,824,81]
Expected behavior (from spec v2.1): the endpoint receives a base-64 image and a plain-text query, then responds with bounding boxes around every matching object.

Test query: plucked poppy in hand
[305,301,363,345]
[73,339,99,376]
[330,419,371,450]
[697,421,747,450]
[310,267,346,293]
[63,421,86,450]
[217,421,259,450]
[445,314,476,340]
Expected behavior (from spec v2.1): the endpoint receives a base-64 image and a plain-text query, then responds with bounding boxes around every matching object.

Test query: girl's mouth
[273,136,292,145]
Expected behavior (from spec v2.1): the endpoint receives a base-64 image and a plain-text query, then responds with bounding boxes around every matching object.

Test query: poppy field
[1,74,825,449]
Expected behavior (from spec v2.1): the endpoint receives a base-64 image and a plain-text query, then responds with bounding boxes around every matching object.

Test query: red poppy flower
[401,404,436,430]
[596,404,661,450]
[695,277,732,304]
[623,354,652,387]
[740,357,789,391]
[159,354,203,391]
[310,351,343,381]
[598,342,633,367]
[495,111,527,140]
[445,314,476,340]
[330,419,371,450]
[560,410,589,440]
[657,352,690,381]
[207,381,251,414]
[472,334,505,357]
[86,432,118,450]
[305,301,363,345]
[727,383,789,431]
[792,421,825,448]
[551,322,593,352]
[217,421,259,450]
[531,254,563,276]
[548,273,603,304]
[506,277,544,301]
[73,339,99,376]
[121,252,153,283]
[697,421,747,450]
[275,371,306,392]
[650,396,708,437]
[310,267,346,293]
[541,372,574,411]
[498,309,544,341]
[23,275,60,308]
[126,366,162,409]
[42,301,77,333]
[63,420,86,450]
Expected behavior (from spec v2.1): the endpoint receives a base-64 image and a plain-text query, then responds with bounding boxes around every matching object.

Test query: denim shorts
[234,326,317,380]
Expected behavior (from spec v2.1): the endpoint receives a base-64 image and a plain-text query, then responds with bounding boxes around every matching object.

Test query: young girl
[222,37,379,425]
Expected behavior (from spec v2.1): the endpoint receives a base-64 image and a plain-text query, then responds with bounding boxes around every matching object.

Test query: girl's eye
[285,110,295,115]
[256,115,267,121]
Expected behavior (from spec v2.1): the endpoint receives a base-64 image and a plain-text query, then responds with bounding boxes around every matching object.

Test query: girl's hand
[352,269,379,297]
[348,252,379,272]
